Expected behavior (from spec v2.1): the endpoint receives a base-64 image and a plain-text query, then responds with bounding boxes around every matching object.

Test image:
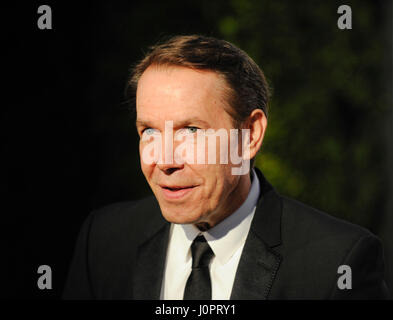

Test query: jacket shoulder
[272,195,388,299]
[280,195,374,243]
[88,195,165,247]
[93,195,159,223]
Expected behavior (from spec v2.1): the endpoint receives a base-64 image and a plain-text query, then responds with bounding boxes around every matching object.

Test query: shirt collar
[174,168,261,265]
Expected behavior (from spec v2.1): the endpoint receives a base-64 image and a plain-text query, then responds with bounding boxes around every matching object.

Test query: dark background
[2,0,392,299]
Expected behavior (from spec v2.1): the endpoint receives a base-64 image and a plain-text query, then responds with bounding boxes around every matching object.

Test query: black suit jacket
[63,169,390,299]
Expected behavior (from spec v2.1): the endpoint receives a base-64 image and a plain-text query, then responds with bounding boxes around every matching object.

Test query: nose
[156,131,186,174]
[157,161,184,175]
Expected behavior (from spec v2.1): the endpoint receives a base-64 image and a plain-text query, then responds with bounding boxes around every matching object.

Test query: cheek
[200,165,228,197]
[213,165,238,195]
[139,144,154,178]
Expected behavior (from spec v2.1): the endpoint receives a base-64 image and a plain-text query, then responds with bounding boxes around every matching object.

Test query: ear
[244,109,268,160]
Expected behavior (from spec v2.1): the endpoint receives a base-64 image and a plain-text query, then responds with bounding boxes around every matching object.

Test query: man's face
[136,65,250,228]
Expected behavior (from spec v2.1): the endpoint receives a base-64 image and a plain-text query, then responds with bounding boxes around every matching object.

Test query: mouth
[159,184,198,200]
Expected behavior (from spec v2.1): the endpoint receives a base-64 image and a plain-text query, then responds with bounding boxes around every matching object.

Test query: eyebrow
[135,119,150,128]
[135,118,211,129]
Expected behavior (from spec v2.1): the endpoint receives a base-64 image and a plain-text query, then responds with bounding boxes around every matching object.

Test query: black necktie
[183,235,214,300]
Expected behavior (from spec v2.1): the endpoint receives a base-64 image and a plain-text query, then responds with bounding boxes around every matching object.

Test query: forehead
[136,65,230,122]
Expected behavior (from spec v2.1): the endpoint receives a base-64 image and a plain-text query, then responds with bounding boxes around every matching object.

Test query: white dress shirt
[160,169,261,300]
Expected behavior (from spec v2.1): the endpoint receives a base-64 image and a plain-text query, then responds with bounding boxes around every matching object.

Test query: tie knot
[190,235,214,269]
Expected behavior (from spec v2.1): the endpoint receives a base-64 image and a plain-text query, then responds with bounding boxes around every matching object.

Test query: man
[63,35,389,299]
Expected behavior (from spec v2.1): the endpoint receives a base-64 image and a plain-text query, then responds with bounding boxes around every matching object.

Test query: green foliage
[214,0,387,228]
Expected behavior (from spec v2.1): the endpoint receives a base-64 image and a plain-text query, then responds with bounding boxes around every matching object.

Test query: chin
[160,208,201,225]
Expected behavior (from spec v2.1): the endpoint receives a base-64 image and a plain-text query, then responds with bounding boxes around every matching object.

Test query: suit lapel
[131,197,171,300]
[230,231,281,299]
[230,168,283,300]
[132,223,170,299]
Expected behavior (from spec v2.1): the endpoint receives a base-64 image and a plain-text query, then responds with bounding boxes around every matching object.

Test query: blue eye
[144,128,156,135]
[186,127,198,134]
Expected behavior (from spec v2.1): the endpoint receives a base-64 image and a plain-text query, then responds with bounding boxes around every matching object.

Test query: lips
[159,184,197,200]
[161,185,195,190]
